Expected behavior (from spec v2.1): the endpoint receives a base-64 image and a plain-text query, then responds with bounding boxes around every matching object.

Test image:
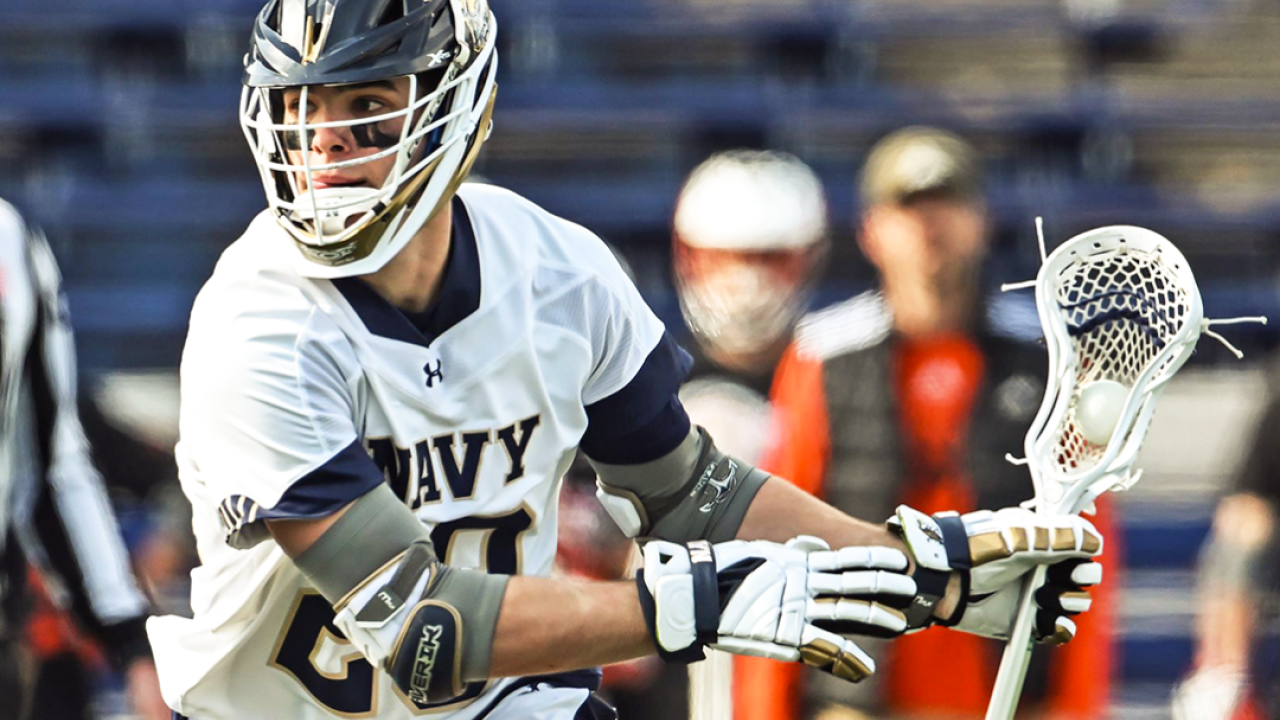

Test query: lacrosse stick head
[1025,226,1203,512]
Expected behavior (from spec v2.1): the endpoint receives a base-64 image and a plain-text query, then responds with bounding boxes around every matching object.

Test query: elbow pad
[590,427,769,543]
[293,485,509,704]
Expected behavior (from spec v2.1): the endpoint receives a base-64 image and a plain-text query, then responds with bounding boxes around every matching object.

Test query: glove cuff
[890,507,970,630]
[635,570,707,664]
[636,540,720,665]
[933,514,972,570]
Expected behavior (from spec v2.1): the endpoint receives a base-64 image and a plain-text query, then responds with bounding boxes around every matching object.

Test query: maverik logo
[692,459,738,513]
[916,519,944,544]
[408,624,445,705]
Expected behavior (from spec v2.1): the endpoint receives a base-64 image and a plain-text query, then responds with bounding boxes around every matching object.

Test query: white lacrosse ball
[1075,380,1129,445]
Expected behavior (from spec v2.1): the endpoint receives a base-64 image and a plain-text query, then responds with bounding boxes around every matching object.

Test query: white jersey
[148,184,684,719]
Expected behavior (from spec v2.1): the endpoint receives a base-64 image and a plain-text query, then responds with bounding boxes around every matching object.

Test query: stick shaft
[984,564,1048,720]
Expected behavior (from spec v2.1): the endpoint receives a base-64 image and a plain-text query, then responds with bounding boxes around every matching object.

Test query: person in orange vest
[741,127,1119,720]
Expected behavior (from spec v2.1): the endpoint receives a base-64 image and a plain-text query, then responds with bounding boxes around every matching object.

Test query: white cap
[674,150,827,251]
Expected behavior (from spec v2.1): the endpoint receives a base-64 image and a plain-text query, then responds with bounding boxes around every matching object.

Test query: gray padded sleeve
[430,564,509,681]
[293,483,429,603]
[590,426,769,543]
[292,483,509,682]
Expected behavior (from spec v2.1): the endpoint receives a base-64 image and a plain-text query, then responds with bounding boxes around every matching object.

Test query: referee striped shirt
[0,199,150,666]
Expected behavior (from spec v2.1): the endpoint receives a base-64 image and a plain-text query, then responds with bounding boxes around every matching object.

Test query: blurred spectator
[1172,358,1280,720]
[673,149,828,402]
[671,149,829,719]
[746,127,1117,720]
[0,200,167,720]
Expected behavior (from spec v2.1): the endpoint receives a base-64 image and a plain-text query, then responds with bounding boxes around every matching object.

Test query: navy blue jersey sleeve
[220,440,386,549]
[580,332,694,465]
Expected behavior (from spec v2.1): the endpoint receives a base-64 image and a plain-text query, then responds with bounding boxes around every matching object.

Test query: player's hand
[889,505,1103,639]
[636,536,916,682]
[1171,665,1250,720]
[949,557,1101,643]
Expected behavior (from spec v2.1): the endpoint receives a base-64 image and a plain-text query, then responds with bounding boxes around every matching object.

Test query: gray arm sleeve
[293,484,509,682]
[589,426,769,543]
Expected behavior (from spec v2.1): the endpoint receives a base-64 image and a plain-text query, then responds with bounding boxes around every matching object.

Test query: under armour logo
[424,360,444,388]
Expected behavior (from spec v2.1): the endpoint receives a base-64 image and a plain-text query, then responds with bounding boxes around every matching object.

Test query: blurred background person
[672,149,829,719]
[745,127,1117,720]
[0,200,167,719]
[1172,355,1280,720]
[673,149,829,412]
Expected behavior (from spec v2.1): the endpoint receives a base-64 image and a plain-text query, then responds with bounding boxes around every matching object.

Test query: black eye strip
[279,123,399,151]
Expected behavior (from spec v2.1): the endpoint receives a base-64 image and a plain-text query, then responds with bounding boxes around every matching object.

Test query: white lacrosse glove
[888,505,1103,642]
[1172,665,1250,720]
[636,536,916,682]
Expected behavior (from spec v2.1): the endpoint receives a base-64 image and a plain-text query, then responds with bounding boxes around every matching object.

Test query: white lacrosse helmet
[240,0,498,277]
[673,150,828,356]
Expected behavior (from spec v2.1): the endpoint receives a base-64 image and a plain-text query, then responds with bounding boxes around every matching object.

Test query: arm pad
[293,484,509,703]
[590,427,769,543]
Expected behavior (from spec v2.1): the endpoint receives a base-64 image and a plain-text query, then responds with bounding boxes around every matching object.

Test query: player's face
[861,195,988,293]
[281,77,413,192]
[675,245,817,354]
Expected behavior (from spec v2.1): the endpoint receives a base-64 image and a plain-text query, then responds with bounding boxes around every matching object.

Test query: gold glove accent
[800,638,873,682]
[970,531,1014,564]
[1043,621,1076,646]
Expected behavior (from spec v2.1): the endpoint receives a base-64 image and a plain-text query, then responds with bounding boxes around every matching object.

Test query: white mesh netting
[1047,244,1191,474]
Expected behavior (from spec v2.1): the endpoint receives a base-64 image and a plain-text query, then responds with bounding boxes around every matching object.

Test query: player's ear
[857,208,886,272]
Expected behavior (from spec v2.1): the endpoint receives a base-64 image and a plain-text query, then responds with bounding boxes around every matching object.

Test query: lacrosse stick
[985,222,1265,720]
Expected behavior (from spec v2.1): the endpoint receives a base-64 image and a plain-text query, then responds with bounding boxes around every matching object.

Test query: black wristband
[934,515,972,570]
[686,541,721,649]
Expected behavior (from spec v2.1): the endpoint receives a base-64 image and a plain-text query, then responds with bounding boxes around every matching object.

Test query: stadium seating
[2,0,1276,714]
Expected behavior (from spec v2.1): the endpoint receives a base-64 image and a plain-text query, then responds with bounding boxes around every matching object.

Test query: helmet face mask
[675,245,819,356]
[672,150,829,358]
[240,0,498,277]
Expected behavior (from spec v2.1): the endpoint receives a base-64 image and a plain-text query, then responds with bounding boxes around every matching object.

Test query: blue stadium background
[1,0,1278,717]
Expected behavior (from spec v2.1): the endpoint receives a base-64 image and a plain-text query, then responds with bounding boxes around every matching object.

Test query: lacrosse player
[751,128,1116,720]
[147,3,1108,718]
